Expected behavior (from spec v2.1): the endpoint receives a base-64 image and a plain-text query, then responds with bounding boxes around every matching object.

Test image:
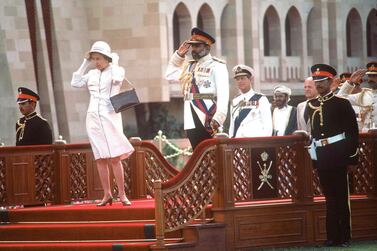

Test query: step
[2,199,155,223]
[0,238,183,251]
[0,221,181,241]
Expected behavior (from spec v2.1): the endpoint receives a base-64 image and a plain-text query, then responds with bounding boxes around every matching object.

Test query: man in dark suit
[305,64,359,247]
[16,87,53,146]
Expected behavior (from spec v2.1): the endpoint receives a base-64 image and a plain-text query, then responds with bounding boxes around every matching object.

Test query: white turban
[273,85,291,96]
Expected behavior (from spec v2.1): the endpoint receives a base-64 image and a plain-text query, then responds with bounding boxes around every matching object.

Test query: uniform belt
[314,133,345,147]
[185,93,214,100]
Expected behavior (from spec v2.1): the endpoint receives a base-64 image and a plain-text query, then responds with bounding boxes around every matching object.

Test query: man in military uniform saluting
[305,64,359,247]
[165,27,229,149]
[16,87,53,146]
[337,61,377,132]
[229,64,272,138]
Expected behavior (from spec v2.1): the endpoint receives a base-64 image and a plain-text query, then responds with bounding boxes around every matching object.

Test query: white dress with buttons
[71,64,134,160]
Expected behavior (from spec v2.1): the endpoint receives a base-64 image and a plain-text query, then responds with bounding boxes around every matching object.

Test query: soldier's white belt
[313,133,345,147]
[185,93,214,100]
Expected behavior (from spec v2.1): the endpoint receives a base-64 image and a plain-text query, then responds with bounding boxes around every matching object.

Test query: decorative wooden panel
[34,154,55,202]
[0,157,6,204]
[69,153,88,200]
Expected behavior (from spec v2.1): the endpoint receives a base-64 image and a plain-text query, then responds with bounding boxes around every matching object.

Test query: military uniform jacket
[337,81,377,132]
[16,112,53,146]
[229,90,272,138]
[165,51,229,130]
[304,92,359,169]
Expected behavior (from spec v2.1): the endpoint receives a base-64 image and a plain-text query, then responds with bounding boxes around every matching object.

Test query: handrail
[153,131,377,248]
[0,141,180,206]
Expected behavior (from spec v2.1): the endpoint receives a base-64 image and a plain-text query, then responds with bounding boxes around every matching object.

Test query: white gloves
[111,53,119,66]
[75,58,92,75]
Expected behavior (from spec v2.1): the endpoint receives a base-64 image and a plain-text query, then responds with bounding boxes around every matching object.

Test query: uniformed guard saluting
[16,87,52,146]
[337,61,377,132]
[229,64,272,138]
[165,27,229,149]
[304,64,359,248]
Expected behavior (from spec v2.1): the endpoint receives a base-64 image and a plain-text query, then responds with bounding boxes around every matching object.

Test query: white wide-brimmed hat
[87,41,112,59]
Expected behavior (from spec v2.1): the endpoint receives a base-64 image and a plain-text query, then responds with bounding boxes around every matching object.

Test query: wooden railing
[0,139,179,206]
[153,131,377,248]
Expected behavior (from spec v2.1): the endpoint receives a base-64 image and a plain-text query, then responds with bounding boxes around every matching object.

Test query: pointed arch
[220,3,236,63]
[173,2,192,50]
[263,6,281,56]
[346,8,362,57]
[307,8,315,56]
[367,8,377,57]
[285,6,302,56]
[197,4,216,40]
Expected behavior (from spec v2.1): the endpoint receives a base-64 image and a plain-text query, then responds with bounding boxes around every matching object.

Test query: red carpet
[0,199,182,251]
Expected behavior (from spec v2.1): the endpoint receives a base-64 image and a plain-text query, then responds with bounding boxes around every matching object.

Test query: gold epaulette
[212,57,226,64]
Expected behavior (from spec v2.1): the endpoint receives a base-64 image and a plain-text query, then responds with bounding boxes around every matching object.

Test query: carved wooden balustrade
[153,131,377,248]
[0,140,178,206]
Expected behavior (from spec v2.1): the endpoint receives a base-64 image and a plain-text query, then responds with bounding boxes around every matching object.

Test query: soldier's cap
[233,64,255,79]
[273,85,291,96]
[366,61,377,75]
[339,72,351,83]
[17,87,40,104]
[311,64,337,82]
[187,27,215,46]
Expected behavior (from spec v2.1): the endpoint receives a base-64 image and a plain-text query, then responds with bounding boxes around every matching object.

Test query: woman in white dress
[71,41,134,206]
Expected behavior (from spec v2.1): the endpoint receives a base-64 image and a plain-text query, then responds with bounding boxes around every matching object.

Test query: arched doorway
[366,9,377,57]
[346,8,362,57]
[263,6,281,81]
[173,2,192,50]
[285,6,302,80]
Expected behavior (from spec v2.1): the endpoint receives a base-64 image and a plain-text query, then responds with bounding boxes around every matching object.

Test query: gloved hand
[76,58,92,74]
[111,53,119,66]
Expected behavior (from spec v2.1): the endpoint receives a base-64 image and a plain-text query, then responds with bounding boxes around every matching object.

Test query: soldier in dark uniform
[16,87,53,146]
[304,64,359,247]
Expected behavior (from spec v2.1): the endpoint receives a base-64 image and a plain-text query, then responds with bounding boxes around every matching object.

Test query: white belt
[314,133,345,147]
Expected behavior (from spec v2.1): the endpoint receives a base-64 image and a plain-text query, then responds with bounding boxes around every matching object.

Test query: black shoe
[322,240,337,247]
[96,197,113,207]
[338,241,351,248]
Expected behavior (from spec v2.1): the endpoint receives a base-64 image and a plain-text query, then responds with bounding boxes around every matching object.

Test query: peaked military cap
[232,64,255,78]
[311,64,337,82]
[339,72,351,83]
[187,27,215,45]
[366,61,377,75]
[17,87,40,104]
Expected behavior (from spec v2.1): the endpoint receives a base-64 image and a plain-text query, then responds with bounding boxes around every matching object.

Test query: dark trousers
[317,167,351,243]
[186,105,212,150]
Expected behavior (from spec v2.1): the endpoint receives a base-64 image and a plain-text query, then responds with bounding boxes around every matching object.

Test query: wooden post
[368,129,377,199]
[292,131,314,203]
[129,137,147,199]
[212,134,235,210]
[153,180,166,250]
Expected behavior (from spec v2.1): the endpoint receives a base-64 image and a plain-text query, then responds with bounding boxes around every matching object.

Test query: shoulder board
[211,57,226,64]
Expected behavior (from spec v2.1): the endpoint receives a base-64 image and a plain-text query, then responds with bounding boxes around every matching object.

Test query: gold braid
[179,61,198,96]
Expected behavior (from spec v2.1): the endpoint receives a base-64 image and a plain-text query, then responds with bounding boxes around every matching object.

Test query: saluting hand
[350,69,367,85]
[330,77,341,91]
[177,40,191,57]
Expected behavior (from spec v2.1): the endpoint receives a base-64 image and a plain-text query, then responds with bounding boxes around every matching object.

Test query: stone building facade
[0,0,376,145]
